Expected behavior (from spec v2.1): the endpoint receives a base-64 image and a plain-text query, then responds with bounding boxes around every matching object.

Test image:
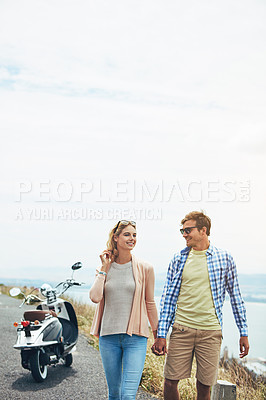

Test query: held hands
[239,336,249,358]
[151,338,167,356]
[99,250,112,272]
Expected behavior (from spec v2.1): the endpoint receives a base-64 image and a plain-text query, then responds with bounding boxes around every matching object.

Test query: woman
[90,220,158,400]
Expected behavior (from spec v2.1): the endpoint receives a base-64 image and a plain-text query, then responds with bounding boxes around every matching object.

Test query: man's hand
[239,336,249,358]
[151,337,167,356]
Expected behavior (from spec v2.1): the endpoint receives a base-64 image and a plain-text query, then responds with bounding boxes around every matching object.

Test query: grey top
[100,261,136,336]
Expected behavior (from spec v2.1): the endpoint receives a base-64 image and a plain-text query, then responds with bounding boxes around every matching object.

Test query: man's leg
[196,380,210,400]
[194,329,222,400]
[164,324,195,400]
[164,378,180,400]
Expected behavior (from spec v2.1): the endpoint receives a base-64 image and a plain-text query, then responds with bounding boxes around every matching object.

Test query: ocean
[67,287,266,360]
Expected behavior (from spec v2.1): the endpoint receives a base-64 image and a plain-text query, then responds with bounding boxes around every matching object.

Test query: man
[152,211,249,400]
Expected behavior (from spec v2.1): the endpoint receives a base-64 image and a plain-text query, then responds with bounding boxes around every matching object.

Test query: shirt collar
[181,242,214,255]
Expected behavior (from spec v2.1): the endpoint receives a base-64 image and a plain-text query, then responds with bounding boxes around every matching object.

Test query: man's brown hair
[181,211,211,236]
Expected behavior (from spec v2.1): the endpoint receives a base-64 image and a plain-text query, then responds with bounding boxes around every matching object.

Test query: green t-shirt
[175,248,221,330]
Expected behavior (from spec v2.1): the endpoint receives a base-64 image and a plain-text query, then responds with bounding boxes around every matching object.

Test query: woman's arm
[89,271,106,303]
[89,250,112,303]
[145,265,159,335]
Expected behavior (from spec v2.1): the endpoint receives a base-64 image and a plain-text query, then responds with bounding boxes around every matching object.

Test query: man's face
[182,219,205,249]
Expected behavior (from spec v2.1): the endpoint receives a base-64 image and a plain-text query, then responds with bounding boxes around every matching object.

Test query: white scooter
[10,262,84,382]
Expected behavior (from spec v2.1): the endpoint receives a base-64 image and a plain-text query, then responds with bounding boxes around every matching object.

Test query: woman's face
[114,224,137,252]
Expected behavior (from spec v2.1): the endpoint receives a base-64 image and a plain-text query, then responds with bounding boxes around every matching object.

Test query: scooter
[10,262,84,382]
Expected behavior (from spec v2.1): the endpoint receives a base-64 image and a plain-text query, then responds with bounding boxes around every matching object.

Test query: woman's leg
[99,335,123,400]
[121,334,147,400]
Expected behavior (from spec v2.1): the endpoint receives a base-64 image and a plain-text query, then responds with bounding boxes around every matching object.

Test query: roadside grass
[0,284,33,299]
[1,284,265,400]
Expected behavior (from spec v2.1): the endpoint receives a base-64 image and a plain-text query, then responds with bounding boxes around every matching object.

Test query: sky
[0,0,265,283]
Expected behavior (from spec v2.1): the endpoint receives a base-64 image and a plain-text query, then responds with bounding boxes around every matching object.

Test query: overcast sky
[0,0,265,283]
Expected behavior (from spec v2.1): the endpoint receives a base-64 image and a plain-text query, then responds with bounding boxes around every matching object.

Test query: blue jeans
[99,334,148,400]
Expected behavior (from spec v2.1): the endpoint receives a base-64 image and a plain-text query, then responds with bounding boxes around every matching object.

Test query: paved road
[0,293,158,400]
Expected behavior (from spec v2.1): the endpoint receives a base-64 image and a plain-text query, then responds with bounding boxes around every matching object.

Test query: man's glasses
[180,226,197,235]
[114,220,136,233]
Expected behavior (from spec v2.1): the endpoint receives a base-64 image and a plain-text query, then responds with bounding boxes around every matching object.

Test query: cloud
[232,130,266,155]
[0,0,266,278]
[1,1,265,109]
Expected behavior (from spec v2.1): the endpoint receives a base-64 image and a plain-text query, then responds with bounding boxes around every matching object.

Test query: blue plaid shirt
[157,243,248,338]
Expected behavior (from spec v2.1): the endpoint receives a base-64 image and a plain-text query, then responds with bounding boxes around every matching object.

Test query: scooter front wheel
[29,349,48,382]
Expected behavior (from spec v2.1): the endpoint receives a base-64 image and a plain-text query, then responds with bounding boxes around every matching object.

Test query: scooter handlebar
[19,298,26,308]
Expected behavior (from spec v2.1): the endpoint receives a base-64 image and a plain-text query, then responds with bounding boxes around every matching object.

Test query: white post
[211,380,236,400]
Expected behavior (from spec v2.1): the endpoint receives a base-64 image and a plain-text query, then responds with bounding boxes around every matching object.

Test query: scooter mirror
[9,287,21,297]
[72,262,82,270]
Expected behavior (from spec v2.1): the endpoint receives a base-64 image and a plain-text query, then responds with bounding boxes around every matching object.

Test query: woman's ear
[113,235,118,242]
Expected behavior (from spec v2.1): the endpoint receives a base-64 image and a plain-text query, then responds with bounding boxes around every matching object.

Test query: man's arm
[226,253,249,357]
[151,255,181,356]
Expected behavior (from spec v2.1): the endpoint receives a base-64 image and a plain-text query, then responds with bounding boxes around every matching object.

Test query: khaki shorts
[164,323,222,386]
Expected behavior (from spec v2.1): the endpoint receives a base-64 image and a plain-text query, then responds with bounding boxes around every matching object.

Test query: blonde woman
[90,220,158,400]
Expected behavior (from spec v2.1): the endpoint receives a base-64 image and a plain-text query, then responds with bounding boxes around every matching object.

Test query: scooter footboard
[59,318,78,345]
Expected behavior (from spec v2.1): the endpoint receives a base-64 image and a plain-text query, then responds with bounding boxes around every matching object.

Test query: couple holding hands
[89,211,249,400]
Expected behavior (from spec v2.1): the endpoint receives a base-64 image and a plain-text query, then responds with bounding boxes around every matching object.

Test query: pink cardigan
[89,255,158,338]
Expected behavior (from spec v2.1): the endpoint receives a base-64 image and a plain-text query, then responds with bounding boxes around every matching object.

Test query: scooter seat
[24,310,57,321]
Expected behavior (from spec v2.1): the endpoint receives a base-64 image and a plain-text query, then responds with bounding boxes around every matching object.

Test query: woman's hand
[99,250,112,272]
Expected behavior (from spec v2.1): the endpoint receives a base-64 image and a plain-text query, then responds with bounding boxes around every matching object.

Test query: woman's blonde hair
[106,220,136,261]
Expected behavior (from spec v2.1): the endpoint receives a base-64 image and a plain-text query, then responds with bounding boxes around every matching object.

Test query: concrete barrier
[211,380,236,400]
